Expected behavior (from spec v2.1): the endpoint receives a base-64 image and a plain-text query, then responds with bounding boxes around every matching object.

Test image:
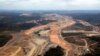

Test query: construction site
[0,14,100,56]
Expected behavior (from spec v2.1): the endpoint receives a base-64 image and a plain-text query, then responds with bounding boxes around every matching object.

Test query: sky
[0,0,100,10]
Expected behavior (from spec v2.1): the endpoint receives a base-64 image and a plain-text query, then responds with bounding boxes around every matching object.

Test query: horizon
[0,0,100,10]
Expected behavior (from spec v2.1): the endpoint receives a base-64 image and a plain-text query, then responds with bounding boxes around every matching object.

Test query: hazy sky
[0,0,100,10]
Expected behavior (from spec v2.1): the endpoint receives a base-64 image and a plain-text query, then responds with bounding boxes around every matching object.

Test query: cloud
[0,0,100,10]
